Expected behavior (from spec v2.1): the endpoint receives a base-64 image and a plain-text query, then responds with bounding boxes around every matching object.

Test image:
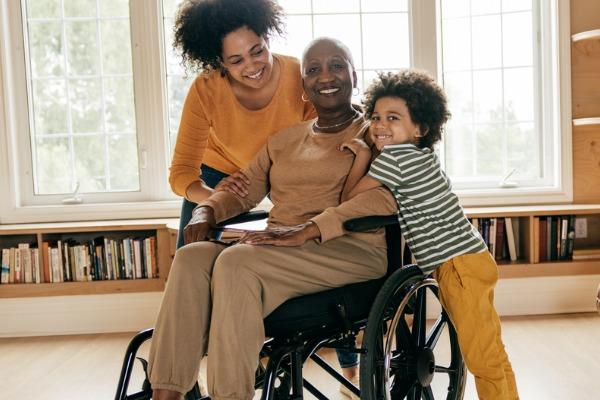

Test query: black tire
[360,265,466,400]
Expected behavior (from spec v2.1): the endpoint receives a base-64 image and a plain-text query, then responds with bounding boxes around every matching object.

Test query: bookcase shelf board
[572,29,600,42]
[464,204,600,218]
[0,278,165,298]
[573,117,600,126]
[499,261,600,279]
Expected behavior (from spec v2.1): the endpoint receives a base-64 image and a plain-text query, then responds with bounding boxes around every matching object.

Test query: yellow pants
[435,251,519,400]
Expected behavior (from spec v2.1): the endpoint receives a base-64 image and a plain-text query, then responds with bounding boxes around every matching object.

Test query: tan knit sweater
[169,54,316,197]
[199,117,398,247]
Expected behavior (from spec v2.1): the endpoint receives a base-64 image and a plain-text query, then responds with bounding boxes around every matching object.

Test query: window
[270,0,410,97]
[0,0,571,223]
[438,0,571,205]
[23,0,139,196]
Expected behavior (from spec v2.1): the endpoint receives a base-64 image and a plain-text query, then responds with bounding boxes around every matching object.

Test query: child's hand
[339,138,371,156]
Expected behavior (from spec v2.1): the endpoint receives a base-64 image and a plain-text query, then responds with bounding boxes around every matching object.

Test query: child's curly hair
[362,70,451,150]
[173,0,285,73]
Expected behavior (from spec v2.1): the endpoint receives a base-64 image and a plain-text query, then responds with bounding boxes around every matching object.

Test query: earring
[352,87,360,96]
[302,93,309,102]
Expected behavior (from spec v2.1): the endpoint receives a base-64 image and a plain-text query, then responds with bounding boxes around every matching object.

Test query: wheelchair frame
[114,213,466,400]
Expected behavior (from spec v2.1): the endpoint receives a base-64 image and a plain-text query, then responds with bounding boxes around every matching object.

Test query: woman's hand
[183,206,216,245]
[339,138,371,156]
[238,222,321,247]
[214,170,250,197]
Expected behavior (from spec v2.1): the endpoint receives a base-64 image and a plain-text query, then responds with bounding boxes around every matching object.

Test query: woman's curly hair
[362,70,451,151]
[173,0,285,73]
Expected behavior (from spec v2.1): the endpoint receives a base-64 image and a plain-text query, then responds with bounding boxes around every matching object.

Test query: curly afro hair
[173,0,285,72]
[362,70,451,151]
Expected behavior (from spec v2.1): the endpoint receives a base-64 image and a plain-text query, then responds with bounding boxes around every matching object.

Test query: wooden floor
[1,313,598,400]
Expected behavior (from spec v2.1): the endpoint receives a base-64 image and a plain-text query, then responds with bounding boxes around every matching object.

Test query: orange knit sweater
[169,54,316,197]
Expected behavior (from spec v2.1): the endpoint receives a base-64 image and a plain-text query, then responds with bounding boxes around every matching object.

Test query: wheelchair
[115,212,466,400]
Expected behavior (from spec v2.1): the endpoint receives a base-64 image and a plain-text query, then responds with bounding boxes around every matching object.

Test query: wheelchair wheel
[360,265,465,400]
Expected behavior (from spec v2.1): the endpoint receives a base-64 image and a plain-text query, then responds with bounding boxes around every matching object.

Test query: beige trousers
[147,236,387,400]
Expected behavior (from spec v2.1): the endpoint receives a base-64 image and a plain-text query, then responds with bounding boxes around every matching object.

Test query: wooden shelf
[572,29,600,43]
[0,278,165,298]
[465,204,600,218]
[0,218,178,298]
[573,117,600,126]
[0,218,179,235]
[499,260,600,279]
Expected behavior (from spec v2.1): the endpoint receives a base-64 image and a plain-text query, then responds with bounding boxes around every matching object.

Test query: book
[565,215,576,259]
[150,237,158,278]
[8,248,16,283]
[18,244,32,284]
[489,218,497,256]
[533,217,540,263]
[546,216,552,261]
[14,247,21,283]
[571,253,600,261]
[505,217,517,261]
[32,248,40,283]
[539,217,547,262]
[559,216,569,260]
[550,217,558,261]
[572,248,600,256]
[1,248,9,284]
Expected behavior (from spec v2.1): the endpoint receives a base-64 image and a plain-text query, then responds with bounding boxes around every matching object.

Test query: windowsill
[0,198,275,225]
[457,187,573,207]
[0,200,182,225]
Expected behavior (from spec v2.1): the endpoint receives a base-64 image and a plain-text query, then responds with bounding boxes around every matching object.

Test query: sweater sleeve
[197,142,272,224]
[367,148,403,191]
[168,78,211,197]
[310,186,398,243]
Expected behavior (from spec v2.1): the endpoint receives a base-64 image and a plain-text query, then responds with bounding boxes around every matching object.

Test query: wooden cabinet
[464,204,600,279]
[0,219,178,298]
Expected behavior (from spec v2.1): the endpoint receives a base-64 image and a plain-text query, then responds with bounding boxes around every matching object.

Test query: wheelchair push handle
[343,214,398,232]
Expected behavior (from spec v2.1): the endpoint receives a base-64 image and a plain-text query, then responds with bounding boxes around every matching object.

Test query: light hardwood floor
[1,313,599,400]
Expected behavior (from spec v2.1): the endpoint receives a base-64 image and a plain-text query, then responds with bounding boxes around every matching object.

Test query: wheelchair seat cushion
[264,277,385,338]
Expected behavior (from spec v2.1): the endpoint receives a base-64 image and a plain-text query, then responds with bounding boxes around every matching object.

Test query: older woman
[148,37,397,400]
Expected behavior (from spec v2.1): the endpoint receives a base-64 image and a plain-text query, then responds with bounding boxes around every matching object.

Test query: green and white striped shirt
[368,144,487,274]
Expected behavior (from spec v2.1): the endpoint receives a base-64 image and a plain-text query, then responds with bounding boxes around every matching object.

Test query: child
[341,70,519,400]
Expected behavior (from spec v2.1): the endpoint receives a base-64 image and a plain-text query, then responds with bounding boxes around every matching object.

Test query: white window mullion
[409,0,437,76]
[3,0,34,208]
[129,0,171,201]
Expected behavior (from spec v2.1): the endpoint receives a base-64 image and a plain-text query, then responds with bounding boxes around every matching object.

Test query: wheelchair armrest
[343,214,398,232]
[216,210,269,227]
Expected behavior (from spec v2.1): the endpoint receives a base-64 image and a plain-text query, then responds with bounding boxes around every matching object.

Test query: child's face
[369,96,421,150]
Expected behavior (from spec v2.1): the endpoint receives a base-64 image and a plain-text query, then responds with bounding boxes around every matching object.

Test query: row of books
[533,216,576,262]
[571,247,600,261]
[471,217,520,262]
[0,236,158,284]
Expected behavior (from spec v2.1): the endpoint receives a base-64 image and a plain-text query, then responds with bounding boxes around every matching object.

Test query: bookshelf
[0,219,178,298]
[571,24,600,204]
[464,204,600,279]
[1,205,599,299]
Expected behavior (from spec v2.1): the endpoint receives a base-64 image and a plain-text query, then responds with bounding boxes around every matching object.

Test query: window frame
[0,0,180,224]
[426,0,573,206]
[0,0,573,224]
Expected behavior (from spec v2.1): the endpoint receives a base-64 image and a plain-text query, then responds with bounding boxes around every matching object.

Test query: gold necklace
[313,111,358,130]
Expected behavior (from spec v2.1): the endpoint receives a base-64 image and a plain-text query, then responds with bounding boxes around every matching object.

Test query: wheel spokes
[422,385,434,400]
[412,288,427,347]
[425,314,446,349]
